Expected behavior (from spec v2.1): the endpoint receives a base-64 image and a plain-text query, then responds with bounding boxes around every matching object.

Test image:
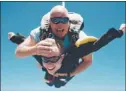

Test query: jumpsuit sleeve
[65,28,123,58]
[92,28,123,51]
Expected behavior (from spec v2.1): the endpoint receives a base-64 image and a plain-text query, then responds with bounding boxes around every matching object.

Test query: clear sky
[1,1,125,91]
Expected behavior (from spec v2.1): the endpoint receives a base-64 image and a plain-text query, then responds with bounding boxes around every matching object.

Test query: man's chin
[55,34,65,39]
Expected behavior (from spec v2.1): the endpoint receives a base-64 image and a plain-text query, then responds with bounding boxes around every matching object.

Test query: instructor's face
[50,11,69,38]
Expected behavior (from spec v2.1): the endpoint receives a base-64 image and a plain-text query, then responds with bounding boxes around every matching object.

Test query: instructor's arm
[15,35,60,58]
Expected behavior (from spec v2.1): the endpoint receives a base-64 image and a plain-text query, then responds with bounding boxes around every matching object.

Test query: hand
[35,38,61,57]
[35,39,53,57]
[54,73,68,77]
[119,24,126,33]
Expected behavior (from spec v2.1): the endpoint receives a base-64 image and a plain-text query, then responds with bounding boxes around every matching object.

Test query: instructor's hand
[35,38,61,57]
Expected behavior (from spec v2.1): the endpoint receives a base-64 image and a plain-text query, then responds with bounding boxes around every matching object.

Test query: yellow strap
[75,36,97,47]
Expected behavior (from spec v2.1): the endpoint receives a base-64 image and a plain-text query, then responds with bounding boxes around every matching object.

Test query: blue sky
[1,2,125,91]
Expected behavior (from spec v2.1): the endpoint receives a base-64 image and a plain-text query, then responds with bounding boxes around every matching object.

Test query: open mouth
[47,67,55,71]
[56,29,64,32]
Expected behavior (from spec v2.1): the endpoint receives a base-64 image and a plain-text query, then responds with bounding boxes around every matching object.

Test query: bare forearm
[71,61,92,76]
[15,45,36,58]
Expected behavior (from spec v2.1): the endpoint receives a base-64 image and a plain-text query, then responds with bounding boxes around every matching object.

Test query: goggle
[50,17,69,24]
[42,55,61,63]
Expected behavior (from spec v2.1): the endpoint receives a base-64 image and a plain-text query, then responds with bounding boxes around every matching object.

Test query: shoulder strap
[68,29,79,44]
[39,27,53,40]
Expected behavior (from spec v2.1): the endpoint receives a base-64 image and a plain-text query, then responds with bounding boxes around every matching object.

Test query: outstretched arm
[70,24,126,76]
[72,24,126,58]
[54,24,126,77]
[92,24,125,52]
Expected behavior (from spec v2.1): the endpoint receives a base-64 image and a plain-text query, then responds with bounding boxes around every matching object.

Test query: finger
[38,49,53,55]
[37,47,54,57]
[45,38,55,43]
[39,41,53,46]
[38,46,52,51]
[38,52,52,57]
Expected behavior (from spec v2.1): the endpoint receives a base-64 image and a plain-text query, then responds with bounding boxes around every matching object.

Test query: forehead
[50,11,68,18]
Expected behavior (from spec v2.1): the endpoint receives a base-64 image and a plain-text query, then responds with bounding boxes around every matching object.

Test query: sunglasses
[42,56,61,63]
[50,17,69,24]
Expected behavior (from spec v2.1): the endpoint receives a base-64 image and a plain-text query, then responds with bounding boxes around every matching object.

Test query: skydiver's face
[42,55,64,74]
[50,12,69,38]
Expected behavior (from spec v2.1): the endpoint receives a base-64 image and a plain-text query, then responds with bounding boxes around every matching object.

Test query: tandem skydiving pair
[8,5,126,88]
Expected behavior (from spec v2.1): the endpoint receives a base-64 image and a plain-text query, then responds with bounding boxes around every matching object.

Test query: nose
[56,23,64,27]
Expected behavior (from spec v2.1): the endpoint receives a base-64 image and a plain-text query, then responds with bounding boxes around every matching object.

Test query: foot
[8,32,16,39]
